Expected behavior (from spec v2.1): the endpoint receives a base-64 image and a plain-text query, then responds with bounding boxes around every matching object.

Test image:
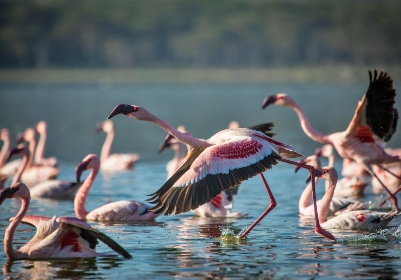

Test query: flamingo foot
[316,226,335,241]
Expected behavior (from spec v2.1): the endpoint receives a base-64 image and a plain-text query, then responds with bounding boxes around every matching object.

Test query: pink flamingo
[107,103,335,240]
[0,182,132,259]
[16,128,59,186]
[74,154,159,221]
[0,129,21,178]
[314,144,368,197]
[158,126,246,218]
[34,121,58,167]
[298,156,367,218]
[313,167,397,230]
[95,120,140,172]
[8,145,81,199]
[262,70,400,209]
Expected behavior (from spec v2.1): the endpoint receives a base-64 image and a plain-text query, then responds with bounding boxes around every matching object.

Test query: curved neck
[150,114,211,149]
[100,131,114,163]
[74,167,98,219]
[4,196,30,259]
[290,103,330,144]
[299,178,318,213]
[11,153,29,185]
[318,178,337,223]
[26,139,36,170]
[34,131,46,164]
[0,137,10,169]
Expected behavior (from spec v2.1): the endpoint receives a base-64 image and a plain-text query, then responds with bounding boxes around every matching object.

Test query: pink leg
[238,173,276,238]
[379,184,401,207]
[371,172,399,210]
[280,158,335,240]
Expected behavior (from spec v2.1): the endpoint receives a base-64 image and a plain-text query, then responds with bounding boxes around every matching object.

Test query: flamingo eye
[133,106,138,112]
[277,96,283,100]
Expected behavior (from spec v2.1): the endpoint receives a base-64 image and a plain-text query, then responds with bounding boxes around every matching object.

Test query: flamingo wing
[248,122,276,138]
[57,217,132,259]
[365,70,398,141]
[148,132,281,215]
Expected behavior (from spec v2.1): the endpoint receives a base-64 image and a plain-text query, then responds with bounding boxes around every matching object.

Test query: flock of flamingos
[0,69,400,260]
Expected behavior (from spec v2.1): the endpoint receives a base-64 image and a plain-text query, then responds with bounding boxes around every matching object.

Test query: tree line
[1,0,400,68]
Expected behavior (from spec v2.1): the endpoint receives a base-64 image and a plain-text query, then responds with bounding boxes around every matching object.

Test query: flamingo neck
[100,130,114,163]
[150,115,211,149]
[11,153,28,185]
[74,168,98,219]
[298,178,319,214]
[26,139,36,170]
[324,154,335,191]
[167,143,186,178]
[318,178,337,223]
[0,137,10,169]
[289,102,329,144]
[34,131,46,165]
[4,196,30,259]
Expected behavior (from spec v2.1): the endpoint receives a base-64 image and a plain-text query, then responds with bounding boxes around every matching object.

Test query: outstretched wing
[57,217,132,259]
[148,133,281,215]
[248,122,275,138]
[365,70,397,141]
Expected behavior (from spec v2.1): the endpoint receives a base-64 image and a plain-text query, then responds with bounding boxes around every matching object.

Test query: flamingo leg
[379,186,401,207]
[378,165,401,180]
[279,158,335,240]
[366,166,399,210]
[238,173,276,238]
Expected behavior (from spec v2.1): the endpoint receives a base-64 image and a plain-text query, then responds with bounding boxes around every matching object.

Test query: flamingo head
[0,128,10,141]
[35,121,47,134]
[16,128,36,143]
[262,93,292,109]
[75,154,100,182]
[107,104,137,119]
[314,144,333,158]
[295,155,321,174]
[0,183,29,204]
[314,166,338,184]
[158,133,175,153]
[7,145,28,161]
[95,120,114,133]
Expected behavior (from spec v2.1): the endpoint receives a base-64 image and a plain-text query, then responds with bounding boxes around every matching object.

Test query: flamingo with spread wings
[107,103,335,240]
[0,182,132,259]
[263,70,400,209]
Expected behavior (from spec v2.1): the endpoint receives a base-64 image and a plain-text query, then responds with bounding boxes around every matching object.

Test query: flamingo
[312,167,397,230]
[107,103,335,240]
[74,154,159,221]
[262,70,400,209]
[0,129,21,178]
[298,155,367,217]
[158,126,245,218]
[95,119,140,172]
[314,144,368,197]
[16,128,59,186]
[0,182,132,259]
[34,121,58,167]
[372,148,401,194]
[8,145,81,199]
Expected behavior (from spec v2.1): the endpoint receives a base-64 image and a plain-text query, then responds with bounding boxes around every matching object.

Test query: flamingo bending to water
[34,121,58,167]
[95,120,140,172]
[0,129,21,178]
[0,182,132,259]
[158,127,245,218]
[8,145,81,199]
[107,103,335,240]
[262,70,400,209]
[74,154,159,221]
[314,144,368,197]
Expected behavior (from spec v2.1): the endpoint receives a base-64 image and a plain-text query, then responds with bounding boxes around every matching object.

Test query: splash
[336,225,401,245]
[218,228,246,245]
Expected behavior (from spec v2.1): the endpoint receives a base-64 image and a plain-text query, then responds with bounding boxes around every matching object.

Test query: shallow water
[1,162,401,279]
[0,82,401,278]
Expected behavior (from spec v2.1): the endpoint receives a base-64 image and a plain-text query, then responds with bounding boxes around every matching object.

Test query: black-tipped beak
[294,158,307,173]
[7,146,24,161]
[0,187,20,205]
[314,168,325,178]
[107,104,135,119]
[158,134,174,153]
[94,122,103,133]
[16,132,24,144]
[314,148,322,157]
[261,95,277,109]
[75,160,90,183]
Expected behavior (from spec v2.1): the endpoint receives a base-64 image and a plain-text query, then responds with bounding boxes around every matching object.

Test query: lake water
[0,82,401,279]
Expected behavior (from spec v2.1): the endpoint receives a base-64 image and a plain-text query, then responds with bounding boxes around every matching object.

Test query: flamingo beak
[16,132,24,144]
[158,134,174,153]
[0,187,20,205]
[7,146,24,161]
[107,104,135,119]
[94,122,103,133]
[294,158,307,173]
[314,148,323,157]
[261,95,277,109]
[75,160,90,183]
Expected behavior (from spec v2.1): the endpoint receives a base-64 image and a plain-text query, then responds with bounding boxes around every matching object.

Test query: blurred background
[0,0,400,163]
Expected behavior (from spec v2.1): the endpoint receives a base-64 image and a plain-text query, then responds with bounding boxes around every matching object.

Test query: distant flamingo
[314,144,368,197]
[0,129,21,178]
[298,156,367,217]
[34,121,58,167]
[107,103,335,240]
[8,145,81,199]
[262,70,400,209]
[95,120,140,172]
[0,182,132,259]
[372,148,401,194]
[158,126,245,218]
[17,128,59,186]
[74,154,159,221]
[313,167,397,230]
